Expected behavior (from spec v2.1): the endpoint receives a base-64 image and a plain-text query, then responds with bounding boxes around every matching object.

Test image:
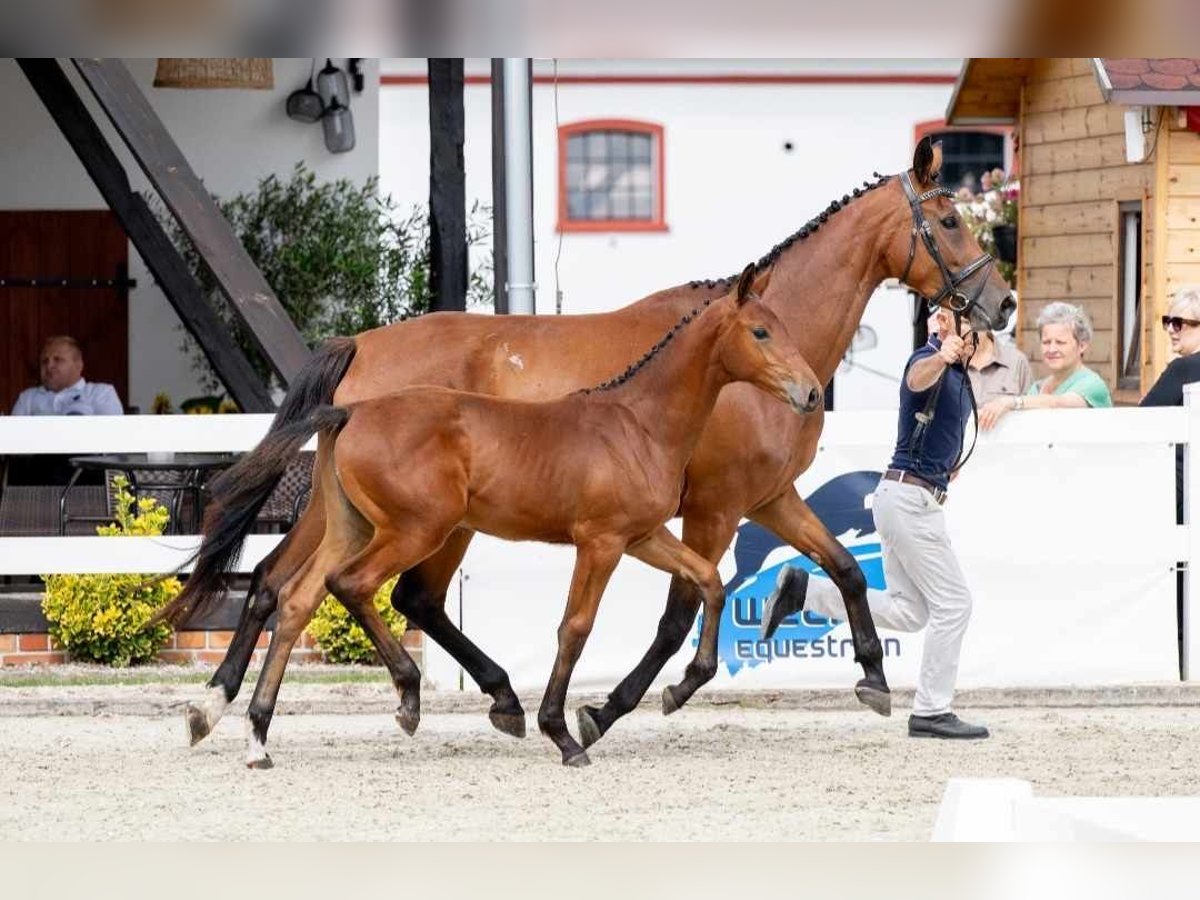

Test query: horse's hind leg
[623,526,728,714]
[243,548,335,768]
[327,527,453,737]
[576,513,737,749]
[185,498,326,745]
[749,488,889,715]
[391,527,525,738]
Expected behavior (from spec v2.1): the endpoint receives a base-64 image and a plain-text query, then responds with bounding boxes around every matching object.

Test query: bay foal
[244,265,820,767]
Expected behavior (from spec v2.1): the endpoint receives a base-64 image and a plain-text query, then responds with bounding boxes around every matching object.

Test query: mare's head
[719,264,823,414]
[891,136,1016,333]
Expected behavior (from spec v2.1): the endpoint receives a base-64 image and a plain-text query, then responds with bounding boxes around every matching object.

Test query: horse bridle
[897,170,995,330]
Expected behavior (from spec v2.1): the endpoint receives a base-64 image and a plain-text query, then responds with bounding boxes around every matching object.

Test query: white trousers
[802,478,972,716]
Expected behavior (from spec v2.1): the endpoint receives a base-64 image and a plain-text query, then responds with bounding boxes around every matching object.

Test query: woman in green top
[980,301,1111,429]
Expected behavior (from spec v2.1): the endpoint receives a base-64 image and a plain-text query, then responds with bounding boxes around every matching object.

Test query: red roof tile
[1101,58,1200,93]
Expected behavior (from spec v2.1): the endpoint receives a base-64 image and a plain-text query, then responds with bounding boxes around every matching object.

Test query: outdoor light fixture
[316,58,350,110]
[322,96,356,153]
[285,59,323,123]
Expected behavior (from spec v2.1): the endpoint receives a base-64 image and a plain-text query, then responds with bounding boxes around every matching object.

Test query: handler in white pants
[799,478,973,723]
[762,307,987,740]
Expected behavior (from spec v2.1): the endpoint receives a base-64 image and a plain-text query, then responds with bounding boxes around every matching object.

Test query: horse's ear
[913,136,943,186]
[750,264,772,298]
[735,263,757,306]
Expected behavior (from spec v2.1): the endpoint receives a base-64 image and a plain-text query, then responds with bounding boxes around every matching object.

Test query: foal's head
[719,265,823,414]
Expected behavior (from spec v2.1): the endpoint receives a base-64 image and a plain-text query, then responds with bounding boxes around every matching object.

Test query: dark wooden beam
[16,58,275,412]
[428,58,467,314]
[70,58,312,384]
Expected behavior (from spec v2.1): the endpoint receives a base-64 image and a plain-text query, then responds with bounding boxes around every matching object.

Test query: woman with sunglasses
[1140,287,1200,522]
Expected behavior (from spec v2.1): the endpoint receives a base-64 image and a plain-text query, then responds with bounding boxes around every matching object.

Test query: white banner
[430,409,1182,693]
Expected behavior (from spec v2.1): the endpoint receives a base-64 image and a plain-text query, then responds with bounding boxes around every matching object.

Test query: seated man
[11,336,123,416]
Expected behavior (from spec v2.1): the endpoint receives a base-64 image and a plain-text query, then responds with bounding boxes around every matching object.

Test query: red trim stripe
[381,73,958,87]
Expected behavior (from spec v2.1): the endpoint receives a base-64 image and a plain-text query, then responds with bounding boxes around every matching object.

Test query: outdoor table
[60,452,238,535]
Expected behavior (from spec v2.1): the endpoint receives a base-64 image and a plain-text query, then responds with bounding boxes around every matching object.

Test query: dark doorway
[0,211,129,413]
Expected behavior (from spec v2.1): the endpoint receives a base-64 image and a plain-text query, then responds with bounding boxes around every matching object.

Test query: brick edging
[0,629,424,668]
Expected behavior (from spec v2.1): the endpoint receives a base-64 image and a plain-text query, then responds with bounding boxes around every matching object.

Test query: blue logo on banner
[696,470,888,675]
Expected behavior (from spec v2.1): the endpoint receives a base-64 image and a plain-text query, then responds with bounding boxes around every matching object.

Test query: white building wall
[0,57,379,412]
[379,58,960,408]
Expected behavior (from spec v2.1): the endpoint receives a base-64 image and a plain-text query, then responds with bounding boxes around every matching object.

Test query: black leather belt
[882,469,947,505]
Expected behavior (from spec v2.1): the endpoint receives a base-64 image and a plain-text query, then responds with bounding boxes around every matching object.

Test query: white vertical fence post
[1184,384,1200,681]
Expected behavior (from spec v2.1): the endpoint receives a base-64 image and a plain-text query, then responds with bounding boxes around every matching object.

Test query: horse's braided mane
[685,172,893,291]
[576,297,718,395]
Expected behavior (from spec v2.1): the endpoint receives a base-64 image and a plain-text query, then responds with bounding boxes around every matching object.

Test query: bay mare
[169,138,1015,753]
[236,267,822,767]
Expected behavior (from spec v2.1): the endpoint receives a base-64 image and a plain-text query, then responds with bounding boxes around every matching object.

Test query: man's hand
[937,333,971,366]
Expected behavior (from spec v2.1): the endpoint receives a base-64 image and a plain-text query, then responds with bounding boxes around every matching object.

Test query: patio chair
[253,452,314,533]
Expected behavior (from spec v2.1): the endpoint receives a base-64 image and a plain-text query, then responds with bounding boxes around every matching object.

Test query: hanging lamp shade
[153,58,274,89]
[316,59,350,109]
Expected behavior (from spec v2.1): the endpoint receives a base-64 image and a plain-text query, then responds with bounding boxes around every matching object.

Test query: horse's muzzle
[785,382,822,414]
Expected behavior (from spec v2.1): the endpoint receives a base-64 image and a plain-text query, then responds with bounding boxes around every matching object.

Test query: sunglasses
[1162,315,1200,332]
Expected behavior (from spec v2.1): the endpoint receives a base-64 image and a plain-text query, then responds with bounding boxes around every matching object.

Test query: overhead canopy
[948,58,1200,125]
[1094,58,1200,106]
[945,58,1031,125]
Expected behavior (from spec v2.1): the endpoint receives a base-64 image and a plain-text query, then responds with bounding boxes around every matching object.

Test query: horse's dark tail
[152,338,357,628]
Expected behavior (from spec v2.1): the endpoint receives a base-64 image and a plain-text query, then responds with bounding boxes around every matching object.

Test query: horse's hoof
[246,754,274,770]
[395,708,420,736]
[488,710,527,739]
[564,750,592,768]
[661,686,681,716]
[185,703,211,747]
[855,680,892,717]
[576,705,605,749]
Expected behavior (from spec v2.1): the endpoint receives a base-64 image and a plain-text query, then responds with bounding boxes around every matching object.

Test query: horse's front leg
[621,526,727,714]
[750,487,890,715]
[576,513,737,749]
[537,540,623,767]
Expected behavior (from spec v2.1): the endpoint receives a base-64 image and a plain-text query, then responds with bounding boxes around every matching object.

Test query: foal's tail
[152,339,357,628]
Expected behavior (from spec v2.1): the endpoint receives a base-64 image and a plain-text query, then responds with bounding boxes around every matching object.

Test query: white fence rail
[0,414,288,575]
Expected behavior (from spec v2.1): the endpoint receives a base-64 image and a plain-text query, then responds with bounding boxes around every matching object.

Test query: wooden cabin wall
[1018,57,1154,402]
[1161,121,1200,383]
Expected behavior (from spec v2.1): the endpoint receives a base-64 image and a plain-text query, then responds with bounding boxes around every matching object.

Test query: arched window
[913,119,1014,193]
[557,120,666,233]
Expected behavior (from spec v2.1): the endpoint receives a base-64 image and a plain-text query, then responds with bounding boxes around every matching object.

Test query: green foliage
[160,163,494,392]
[305,576,407,665]
[41,478,179,667]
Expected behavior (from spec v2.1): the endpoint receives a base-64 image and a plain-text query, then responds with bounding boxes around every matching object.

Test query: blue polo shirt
[888,337,972,491]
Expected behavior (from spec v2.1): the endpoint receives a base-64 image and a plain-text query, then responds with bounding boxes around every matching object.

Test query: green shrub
[305,576,407,664]
[41,478,180,666]
[158,163,494,393]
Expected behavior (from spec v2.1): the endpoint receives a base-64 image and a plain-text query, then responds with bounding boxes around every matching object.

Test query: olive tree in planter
[160,163,493,395]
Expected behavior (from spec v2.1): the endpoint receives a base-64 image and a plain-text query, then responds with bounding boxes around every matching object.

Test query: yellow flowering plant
[305,576,407,664]
[41,477,180,666]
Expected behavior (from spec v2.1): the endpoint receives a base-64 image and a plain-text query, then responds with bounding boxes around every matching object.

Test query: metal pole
[490,59,509,315]
[502,58,535,315]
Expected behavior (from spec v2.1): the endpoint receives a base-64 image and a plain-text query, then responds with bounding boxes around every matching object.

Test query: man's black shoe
[759,566,809,641]
[908,712,989,740]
